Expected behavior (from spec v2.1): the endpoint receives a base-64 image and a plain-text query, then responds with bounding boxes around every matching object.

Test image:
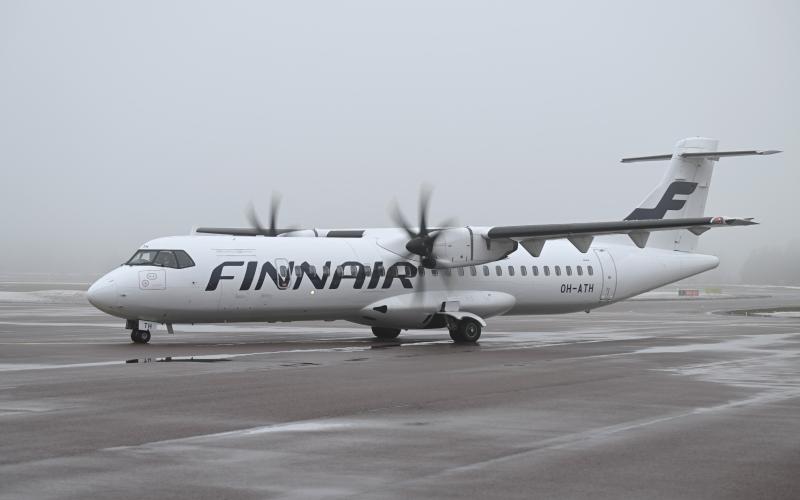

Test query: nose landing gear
[130,329,151,344]
[126,319,152,344]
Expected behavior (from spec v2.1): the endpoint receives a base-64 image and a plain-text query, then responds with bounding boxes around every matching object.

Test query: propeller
[390,185,456,269]
[246,193,289,236]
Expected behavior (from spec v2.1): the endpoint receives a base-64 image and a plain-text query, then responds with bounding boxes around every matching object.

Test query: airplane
[87,137,780,344]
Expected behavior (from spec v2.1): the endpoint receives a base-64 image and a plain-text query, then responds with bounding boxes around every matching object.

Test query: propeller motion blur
[88,138,780,344]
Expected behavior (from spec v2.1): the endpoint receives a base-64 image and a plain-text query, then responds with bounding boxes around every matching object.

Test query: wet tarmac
[1,284,799,499]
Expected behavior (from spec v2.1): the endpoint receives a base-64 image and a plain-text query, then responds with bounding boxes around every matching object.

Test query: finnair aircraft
[88,138,779,344]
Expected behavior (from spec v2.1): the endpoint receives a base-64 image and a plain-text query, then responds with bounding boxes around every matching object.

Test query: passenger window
[281,265,290,277]
[587,265,594,276]
[496,265,502,276]
[310,265,317,275]
[555,266,561,276]
[350,265,359,277]
[532,266,539,276]
[364,265,371,277]
[154,250,178,268]
[566,266,572,276]
[577,266,583,276]
[470,266,477,276]
[508,266,515,276]
[457,267,465,277]
[418,266,425,276]
[544,266,550,276]
[174,250,195,269]
[432,269,439,276]
[295,266,303,277]
[520,266,527,276]
[483,266,490,276]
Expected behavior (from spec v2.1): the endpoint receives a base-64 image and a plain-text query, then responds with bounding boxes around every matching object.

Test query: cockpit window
[127,250,158,265]
[154,251,178,268]
[126,250,195,269]
[175,250,195,268]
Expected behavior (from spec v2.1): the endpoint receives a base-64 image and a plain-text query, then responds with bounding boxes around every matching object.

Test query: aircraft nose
[87,277,118,311]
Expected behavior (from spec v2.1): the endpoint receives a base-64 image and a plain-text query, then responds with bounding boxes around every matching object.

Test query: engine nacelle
[431,227,517,268]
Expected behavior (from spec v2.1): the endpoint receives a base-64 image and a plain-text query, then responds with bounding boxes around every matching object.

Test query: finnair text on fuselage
[206,260,418,291]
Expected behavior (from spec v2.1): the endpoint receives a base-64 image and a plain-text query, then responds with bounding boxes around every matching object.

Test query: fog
[1,1,797,284]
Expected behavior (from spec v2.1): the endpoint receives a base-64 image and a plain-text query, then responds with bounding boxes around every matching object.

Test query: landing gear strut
[131,329,151,344]
[448,318,482,343]
[371,327,401,340]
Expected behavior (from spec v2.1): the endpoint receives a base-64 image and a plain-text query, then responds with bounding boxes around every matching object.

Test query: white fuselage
[87,230,719,330]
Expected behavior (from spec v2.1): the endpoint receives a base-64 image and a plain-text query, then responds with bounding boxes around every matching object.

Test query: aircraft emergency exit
[87,137,780,344]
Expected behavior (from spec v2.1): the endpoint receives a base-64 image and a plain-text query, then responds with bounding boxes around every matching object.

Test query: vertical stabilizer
[625,137,718,252]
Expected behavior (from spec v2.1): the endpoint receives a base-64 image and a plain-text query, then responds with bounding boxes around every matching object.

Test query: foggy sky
[1,1,798,283]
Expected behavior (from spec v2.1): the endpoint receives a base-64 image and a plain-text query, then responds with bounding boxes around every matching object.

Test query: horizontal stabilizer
[682,150,781,161]
[621,149,781,163]
[620,154,673,163]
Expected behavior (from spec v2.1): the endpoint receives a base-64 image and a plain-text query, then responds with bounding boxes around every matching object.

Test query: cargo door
[593,248,617,302]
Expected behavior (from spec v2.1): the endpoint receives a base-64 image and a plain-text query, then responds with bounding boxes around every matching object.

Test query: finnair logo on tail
[625,181,698,220]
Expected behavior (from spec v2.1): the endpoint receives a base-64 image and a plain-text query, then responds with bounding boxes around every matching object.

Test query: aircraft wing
[486,216,756,256]
[194,227,299,236]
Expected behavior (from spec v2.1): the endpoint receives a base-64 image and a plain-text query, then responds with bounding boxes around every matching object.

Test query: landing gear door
[593,248,617,302]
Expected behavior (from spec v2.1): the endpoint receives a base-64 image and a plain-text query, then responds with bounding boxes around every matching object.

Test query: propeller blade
[269,192,281,236]
[412,261,426,307]
[418,184,433,235]
[390,200,417,239]
[246,202,267,235]
[246,193,291,237]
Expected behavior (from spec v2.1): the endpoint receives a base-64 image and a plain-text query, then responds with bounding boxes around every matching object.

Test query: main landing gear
[448,317,482,343]
[371,327,401,340]
[371,318,482,343]
[130,329,151,344]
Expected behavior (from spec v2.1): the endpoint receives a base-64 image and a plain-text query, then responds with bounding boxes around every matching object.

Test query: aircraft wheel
[371,327,401,340]
[132,329,151,344]
[455,319,481,343]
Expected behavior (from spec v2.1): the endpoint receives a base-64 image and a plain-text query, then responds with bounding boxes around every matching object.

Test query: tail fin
[622,137,779,252]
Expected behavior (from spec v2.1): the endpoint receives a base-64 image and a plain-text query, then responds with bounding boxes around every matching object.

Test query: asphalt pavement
[1,284,799,499]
